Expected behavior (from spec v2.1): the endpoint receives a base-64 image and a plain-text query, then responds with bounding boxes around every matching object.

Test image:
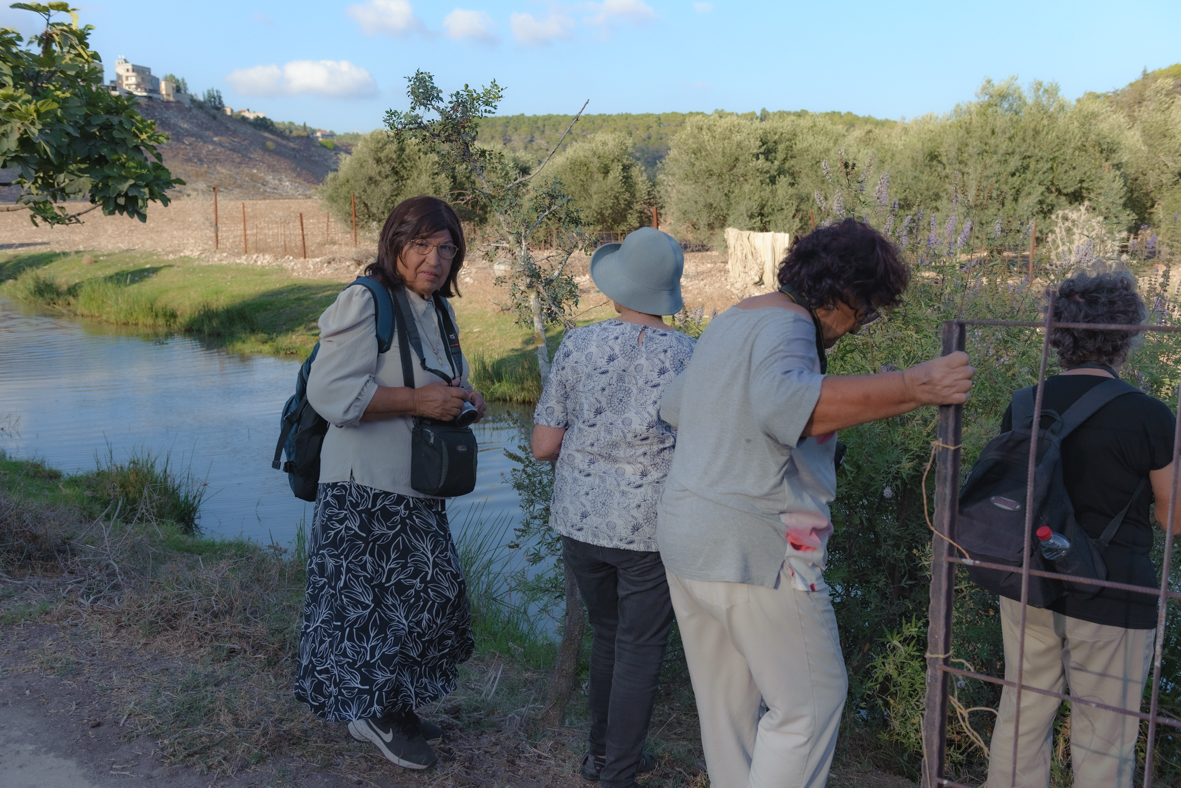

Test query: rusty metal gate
[922,296,1181,787]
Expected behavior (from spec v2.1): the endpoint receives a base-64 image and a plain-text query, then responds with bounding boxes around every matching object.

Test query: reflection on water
[0,297,531,546]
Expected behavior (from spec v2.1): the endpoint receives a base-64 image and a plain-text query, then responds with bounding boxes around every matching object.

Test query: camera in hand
[454,400,479,428]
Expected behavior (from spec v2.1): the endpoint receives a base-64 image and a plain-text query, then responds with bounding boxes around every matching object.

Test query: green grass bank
[0,250,614,403]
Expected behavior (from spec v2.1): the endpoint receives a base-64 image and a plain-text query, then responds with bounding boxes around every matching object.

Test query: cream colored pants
[987,596,1155,788]
[666,568,847,788]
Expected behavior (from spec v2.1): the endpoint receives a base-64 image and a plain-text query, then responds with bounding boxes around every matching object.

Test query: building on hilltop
[114,57,158,95]
[108,58,191,105]
[159,78,192,106]
[314,130,335,140]
[238,109,266,120]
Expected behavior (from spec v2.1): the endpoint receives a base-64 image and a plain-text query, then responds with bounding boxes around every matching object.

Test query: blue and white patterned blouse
[533,319,696,551]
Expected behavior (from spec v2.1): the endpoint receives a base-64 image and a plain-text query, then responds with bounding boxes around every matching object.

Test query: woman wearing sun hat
[532,227,696,788]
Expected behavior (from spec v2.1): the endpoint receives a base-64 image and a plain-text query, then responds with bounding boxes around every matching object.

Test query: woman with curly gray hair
[987,272,1178,788]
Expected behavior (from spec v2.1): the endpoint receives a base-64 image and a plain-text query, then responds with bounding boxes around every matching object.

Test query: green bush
[542,132,652,232]
[319,130,454,230]
[657,78,1161,245]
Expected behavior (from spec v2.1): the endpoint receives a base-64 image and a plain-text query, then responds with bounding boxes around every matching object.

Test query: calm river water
[0,297,533,547]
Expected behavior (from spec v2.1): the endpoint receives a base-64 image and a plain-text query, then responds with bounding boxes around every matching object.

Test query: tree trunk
[531,287,580,726]
[530,291,551,383]
[541,559,586,727]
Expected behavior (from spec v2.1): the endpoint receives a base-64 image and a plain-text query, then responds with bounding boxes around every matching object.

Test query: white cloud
[510,12,574,45]
[585,0,657,26]
[226,60,379,99]
[347,0,423,36]
[693,2,712,13]
[444,9,498,43]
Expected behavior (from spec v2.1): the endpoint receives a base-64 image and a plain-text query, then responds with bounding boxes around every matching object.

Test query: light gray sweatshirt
[656,306,837,588]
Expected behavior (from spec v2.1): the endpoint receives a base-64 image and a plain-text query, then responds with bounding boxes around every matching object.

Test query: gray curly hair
[1049,272,1145,368]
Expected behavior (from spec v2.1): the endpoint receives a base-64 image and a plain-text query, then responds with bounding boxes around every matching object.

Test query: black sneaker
[419,718,443,742]
[348,715,437,769]
[579,751,657,782]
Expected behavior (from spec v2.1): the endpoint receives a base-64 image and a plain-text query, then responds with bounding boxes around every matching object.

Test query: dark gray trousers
[562,536,675,788]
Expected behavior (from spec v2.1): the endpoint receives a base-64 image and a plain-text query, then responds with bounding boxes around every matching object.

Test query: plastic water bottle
[1036,526,1071,561]
[1036,526,1089,580]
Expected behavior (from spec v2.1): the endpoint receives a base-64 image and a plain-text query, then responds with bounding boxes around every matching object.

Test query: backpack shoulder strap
[1058,378,1138,438]
[350,276,395,354]
[387,286,417,389]
[432,294,463,377]
[1096,479,1147,553]
[1011,386,1036,429]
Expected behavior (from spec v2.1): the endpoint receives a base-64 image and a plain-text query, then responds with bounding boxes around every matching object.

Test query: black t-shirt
[1001,374,1176,629]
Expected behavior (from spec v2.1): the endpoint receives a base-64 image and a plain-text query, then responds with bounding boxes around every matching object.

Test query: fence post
[242,202,248,254]
[652,205,658,229]
[213,186,219,250]
[352,193,357,245]
[299,213,307,259]
[921,320,965,788]
[1027,218,1037,282]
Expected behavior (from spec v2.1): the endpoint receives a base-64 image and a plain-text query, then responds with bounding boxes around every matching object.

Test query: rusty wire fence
[923,301,1181,787]
[211,189,375,258]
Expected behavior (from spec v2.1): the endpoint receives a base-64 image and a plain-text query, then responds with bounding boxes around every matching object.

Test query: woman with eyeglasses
[655,218,975,788]
[294,196,486,771]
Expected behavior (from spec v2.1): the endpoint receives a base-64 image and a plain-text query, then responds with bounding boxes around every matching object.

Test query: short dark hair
[1050,272,1146,368]
[365,196,466,297]
[777,218,909,311]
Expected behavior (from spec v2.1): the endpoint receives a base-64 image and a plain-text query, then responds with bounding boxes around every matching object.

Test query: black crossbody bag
[391,287,478,498]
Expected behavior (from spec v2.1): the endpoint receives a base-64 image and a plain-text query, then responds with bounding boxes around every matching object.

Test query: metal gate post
[922,319,966,787]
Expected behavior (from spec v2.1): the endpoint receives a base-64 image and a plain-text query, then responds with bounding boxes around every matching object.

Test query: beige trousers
[987,597,1155,788]
[666,569,847,788]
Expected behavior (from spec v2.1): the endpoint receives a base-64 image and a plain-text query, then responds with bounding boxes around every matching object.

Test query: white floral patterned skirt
[294,480,473,721]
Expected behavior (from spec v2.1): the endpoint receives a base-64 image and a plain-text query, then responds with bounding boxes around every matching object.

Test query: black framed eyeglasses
[409,239,459,260]
[857,302,881,327]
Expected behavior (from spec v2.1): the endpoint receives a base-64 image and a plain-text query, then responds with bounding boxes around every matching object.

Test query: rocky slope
[134,101,346,200]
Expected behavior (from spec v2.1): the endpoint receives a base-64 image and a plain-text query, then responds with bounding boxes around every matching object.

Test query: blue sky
[4,1,1179,133]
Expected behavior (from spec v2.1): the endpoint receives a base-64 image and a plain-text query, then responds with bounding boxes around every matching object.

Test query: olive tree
[320,130,453,230]
[543,132,651,232]
[0,2,181,225]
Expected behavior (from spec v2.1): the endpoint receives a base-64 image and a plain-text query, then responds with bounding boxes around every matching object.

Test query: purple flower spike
[822,160,831,181]
[958,219,972,249]
[874,173,890,207]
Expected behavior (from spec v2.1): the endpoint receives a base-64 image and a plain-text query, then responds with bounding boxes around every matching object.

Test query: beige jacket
[306,285,470,497]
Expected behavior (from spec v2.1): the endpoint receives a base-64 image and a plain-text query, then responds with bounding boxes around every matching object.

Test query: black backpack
[272,277,394,502]
[957,378,1142,607]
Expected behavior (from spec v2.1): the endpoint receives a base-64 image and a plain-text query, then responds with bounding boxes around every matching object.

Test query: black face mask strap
[779,283,827,374]
[1066,360,1119,378]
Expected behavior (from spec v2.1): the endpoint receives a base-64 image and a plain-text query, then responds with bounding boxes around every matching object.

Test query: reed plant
[467,351,544,404]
